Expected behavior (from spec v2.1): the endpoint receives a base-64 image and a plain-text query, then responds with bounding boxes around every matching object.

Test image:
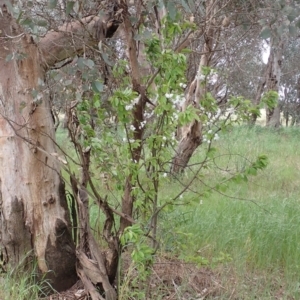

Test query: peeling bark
[171,0,217,174]
[0,4,76,290]
[0,2,120,293]
[171,121,202,173]
[70,173,117,300]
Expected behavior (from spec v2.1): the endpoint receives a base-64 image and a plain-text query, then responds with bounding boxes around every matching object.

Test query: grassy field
[158,126,300,299]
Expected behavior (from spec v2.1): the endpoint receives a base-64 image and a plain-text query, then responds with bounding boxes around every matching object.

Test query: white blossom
[196,71,206,81]
[227,107,235,114]
[125,104,133,111]
[171,133,176,140]
[139,120,147,129]
[132,97,139,105]
[144,111,154,119]
[130,125,136,131]
[165,93,173,99]
[213,133,220,141]
[173,112,178,120]
[215,108,221,118]
[38,78,45,86]
[175,95,181,104]
[163,173,167,177]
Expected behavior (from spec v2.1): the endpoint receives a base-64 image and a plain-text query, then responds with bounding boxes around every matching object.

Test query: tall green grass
[0,266,50,300]
[159,126,300,298]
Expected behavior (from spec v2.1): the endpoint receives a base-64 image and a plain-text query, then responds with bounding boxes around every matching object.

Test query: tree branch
[39,16,120,69]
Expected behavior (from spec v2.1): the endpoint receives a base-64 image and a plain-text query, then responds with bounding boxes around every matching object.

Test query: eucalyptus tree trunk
[171,0,218,173]
[0,2,119,292]
[266,39,284,127]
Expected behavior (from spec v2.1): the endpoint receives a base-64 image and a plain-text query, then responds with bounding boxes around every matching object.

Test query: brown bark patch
[44,219,77,292]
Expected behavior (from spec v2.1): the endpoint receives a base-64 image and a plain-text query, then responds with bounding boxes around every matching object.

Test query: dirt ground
[42,255,220,300]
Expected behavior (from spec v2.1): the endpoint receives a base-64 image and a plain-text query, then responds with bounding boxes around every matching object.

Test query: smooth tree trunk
[266,39,284,127]
[0,3,119,292]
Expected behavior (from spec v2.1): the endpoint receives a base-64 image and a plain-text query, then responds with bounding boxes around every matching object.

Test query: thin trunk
[285,111,289,127]
[171,0,217,173]
[119,1,146,233]
[250,74,267,125]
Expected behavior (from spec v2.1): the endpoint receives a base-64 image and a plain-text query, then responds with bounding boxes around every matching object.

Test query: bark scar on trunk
[0,196,31,267]
[44,218,77,292]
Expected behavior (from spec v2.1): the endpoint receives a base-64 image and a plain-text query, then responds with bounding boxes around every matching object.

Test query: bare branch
[39,16,119,69]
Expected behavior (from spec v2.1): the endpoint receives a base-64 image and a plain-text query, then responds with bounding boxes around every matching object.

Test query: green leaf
[258,154,268,167]
[83,59,95,69]
[207,147,217,158]
[48,0,57,9]
[181,0,191,12]
[247,167,257,176]
[77,57,85,70]
[167,1,177,20]
[5,54,13,62]
[36,20,48,27]
[187,0,196,11]
[260,27,271,39]
[94,100,101,108]
[289,25,298,37]
[277,25,285,36]
[20,18,33,26]
[66,1,75,15]
[101,53,114,66]
[287,11,298,22]
[64,79,72,86]
[232,174,243,184]
[92,81,104,93]
[31,89,38,99]
[295,19,300,28]
[19,101,27,113]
